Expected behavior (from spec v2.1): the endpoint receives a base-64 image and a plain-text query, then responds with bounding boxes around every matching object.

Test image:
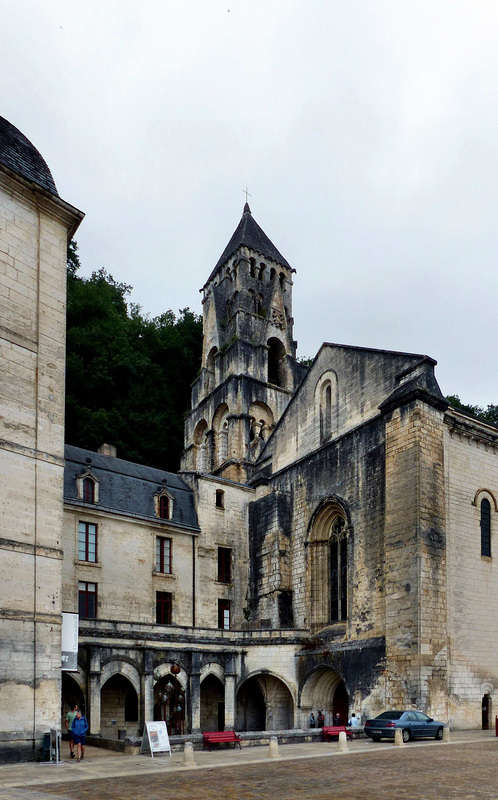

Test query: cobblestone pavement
[1,739,497,800]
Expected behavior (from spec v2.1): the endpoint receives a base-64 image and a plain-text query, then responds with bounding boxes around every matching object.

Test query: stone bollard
[268,736,281,759]
[183,741,195,766]
[338,730,349,752]
[442,726,451,743]
[394,728,405,747]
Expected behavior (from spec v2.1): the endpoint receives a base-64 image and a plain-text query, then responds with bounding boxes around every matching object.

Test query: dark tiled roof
[0,116,58,196]
[64,445,199,530]
[204,204,292,286]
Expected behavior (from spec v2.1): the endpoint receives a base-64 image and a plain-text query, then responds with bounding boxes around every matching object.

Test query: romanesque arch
[193,419,210,471]
[236,672,294,731]
[300,666,349,726]
[100,672,140,739]
[267,338,287,388]
[212,403,230,467]
[315,370,339,441]
[307,499,351,631]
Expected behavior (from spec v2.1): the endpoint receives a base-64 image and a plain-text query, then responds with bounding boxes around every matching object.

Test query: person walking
[71,709,89,762]
[65,704,78,759]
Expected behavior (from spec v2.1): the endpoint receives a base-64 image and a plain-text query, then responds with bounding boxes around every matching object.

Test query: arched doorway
[236,674,294,731]
[61,673,85,729]
[200,674,225,731]
[154,674,185,735]
[100,674,139,739]
[300,667,349,727]
[236,677,266,731]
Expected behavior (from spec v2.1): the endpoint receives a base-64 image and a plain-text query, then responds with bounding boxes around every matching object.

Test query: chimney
[98,443,117,458]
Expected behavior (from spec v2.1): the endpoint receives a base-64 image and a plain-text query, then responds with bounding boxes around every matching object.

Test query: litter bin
[42,732,51,761]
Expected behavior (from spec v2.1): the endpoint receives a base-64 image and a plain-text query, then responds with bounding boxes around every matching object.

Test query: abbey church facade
[1,117,498,761]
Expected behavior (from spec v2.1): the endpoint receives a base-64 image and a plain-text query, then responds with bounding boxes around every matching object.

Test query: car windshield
[376,712,403,720]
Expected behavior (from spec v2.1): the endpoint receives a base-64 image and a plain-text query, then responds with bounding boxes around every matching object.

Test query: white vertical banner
[61,612,79,671]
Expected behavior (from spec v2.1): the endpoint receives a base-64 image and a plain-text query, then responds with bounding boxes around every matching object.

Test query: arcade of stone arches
[61,662,356,739]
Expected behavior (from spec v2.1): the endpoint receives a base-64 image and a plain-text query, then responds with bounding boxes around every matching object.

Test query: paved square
[13,741,498,800]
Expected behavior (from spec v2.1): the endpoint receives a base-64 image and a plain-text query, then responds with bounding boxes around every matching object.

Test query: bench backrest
[322,726,347,733]
[203,731,237,739]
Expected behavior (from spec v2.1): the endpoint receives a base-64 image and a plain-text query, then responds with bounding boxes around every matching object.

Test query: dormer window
[154,486,173,520]
[159,495,170,519]
[76,469,100,504]
[83,477,95,504]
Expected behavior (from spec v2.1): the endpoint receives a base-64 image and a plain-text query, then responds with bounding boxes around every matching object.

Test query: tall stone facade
[2,117,498,761]
[0,117,83,761]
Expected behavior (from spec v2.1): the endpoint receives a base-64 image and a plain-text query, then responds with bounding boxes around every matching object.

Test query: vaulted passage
[236,674,293,731]
[300,667,349,726]
[100,674,139,739]
[200,674,225,731]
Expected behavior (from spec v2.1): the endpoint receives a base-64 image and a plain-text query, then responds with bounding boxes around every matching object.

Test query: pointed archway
[300,666,349,727]
[200,674,225,731]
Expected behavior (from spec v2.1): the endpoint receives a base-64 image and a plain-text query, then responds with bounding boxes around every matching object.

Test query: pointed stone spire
[203,205,292,288]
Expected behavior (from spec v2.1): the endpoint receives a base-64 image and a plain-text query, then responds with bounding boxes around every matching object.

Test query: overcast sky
[3,1,498,406]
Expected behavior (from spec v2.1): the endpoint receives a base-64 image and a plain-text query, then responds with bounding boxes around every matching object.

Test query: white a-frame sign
[140,721,172,757]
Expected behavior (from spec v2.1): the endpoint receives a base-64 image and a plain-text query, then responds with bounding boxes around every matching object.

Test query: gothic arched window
[481,498,491,557]
[308,502,350,631]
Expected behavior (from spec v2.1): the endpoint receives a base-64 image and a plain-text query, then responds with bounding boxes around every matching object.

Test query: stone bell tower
[181,204,305,482]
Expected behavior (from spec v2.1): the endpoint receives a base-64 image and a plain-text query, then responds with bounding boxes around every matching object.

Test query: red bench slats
[202,731,242,751]
[322,725,353,741]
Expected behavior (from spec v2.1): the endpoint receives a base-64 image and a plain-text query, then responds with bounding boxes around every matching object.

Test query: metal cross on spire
[243,186,251,203]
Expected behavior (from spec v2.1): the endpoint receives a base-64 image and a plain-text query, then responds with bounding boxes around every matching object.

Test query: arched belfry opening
[267,338,286,387]
[307,500,350,631]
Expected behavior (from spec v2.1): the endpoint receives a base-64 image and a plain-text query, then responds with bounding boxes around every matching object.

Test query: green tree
[65,242,202,470]
[446,395,498,426]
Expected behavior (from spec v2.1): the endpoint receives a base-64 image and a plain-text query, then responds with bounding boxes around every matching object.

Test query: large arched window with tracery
[308,501,349,631]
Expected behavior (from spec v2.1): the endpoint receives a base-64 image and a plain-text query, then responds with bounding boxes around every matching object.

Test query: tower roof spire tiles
[204,204,293,288]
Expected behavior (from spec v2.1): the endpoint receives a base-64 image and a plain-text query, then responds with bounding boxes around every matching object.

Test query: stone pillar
[142,650,154,730]
[189,652,201,734]
[88,646,101,736]
[224,662,237,730]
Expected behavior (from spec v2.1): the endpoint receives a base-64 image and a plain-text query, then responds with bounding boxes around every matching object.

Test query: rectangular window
[78,581,97,619]
[156,591,172,624]
[215,489,225,508]
[78,522,97,562]
[217,547,231,583]
[218,599,230,630]
[156,537,172,574]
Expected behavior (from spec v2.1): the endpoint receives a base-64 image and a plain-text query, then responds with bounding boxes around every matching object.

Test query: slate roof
[0,116,59,196]
[64,445,199,531]
[204,203,292,287]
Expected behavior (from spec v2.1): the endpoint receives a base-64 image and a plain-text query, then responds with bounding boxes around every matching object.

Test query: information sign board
[141,721,172,758]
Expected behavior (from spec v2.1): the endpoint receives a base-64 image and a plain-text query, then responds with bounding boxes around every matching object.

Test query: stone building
[1,117,498,760]
[0,117,83,761]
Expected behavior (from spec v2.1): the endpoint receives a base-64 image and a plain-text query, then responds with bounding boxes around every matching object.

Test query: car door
[415,711,433,737]
[405,711,419,737]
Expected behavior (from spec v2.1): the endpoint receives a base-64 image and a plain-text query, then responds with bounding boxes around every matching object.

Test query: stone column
[142,650,154,730]
[224,655,237,730]
[88,646,101,736]
[189,652,201,733]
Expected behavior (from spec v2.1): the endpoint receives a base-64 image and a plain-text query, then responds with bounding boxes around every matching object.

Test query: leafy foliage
[65,242,202,471]
[446,395,498,426]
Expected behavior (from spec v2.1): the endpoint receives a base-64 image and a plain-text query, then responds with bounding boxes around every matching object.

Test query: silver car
[364,711,446,743]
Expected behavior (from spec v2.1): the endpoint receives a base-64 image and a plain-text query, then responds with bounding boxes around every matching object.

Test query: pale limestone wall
[444,411,498,729]
[0,166,82,759]
[63,507,196,625]
[187,474,252,628]
[383,399,448,721]
[264,345,425,475]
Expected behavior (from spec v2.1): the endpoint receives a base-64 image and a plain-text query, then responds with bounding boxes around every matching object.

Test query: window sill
[75,559,101,569]
[152,570,176,579]
[481,555,492,562]
[215,580,232,586]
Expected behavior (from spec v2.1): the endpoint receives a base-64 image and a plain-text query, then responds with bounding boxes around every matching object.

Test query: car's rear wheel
[402,728,411,743]
[371,734,382,742]
[435,727,444,740]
